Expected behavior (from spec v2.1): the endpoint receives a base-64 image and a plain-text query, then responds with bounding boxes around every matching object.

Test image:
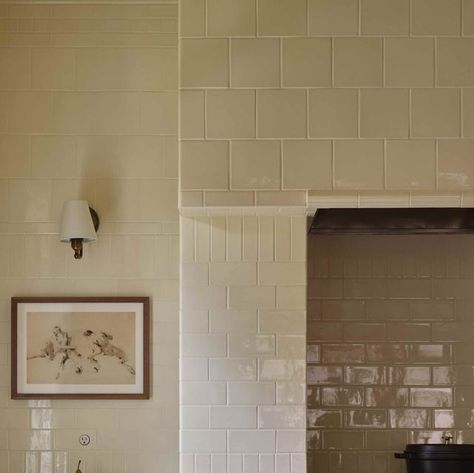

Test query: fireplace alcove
[307,208,474,472]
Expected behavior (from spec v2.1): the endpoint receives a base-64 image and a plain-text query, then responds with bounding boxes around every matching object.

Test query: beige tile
[412,0,461,35]
[360,89,409,138]
[308,0,358,34]
[438,140,474,190]
[207,90,255,139]
[385,38,434,87]
[181,191,203,207]
[0,48,29,89]
[52,92,140,134]
[463,89,474,136]
[282,140,332,190]
[31,48,74,90]
[231,39,279,88]
[412,89,460,137]
[438,39,474,86]
[31,135,75,178]
[386,140,436,190]
[139,91,177,134]
[204,191,254,207]
[257,90,306,138]
[231,141,280,189]
[334,140,384,190]
[309,89,358,138]
[9,180,52,222]
[282,38,331,87]
[361,0,409,34]
[464,0,474,34]
[0,135,30,178]
[258,0,306,36]
[180,0,205,36]
[180,90,205,139]
[9,91,53,133]
[181,141,229,190]
[334,38,383,87]
[208,0,255,36]
[181,39,228,87]
[256,191,306,206]
[76,48,176,91]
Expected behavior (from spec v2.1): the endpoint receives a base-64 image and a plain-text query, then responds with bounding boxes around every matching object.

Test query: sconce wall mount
[60,200,100,259]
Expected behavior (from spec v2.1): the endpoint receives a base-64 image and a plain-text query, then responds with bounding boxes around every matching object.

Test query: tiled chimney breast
[308,234,474,472]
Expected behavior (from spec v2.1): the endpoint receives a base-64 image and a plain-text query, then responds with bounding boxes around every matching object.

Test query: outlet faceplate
[79,434,91,446]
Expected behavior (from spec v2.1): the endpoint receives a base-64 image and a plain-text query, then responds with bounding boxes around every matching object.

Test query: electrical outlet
[79,434,91,446]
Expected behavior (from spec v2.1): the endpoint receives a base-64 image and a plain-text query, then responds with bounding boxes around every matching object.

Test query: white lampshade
[60,200,97,242]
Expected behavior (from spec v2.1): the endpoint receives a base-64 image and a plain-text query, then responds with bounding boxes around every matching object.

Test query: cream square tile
[180,0,205,36]
[360,89,409,138]
[181,39,228,87]
[334,38,383,87]
[0,47,29,89]
[257,90,306,138]
[0,135,30,178]
[9,180,52,222]
[385,38,434,87]
[438,39,474,86]
[334,140,384,189]
[31,135,75,178]
[231,141,280,189]
[463,89,474,137]
[76,48,176,91]
[258,0,306,36]
[282,38,331,87]
[386,140,436,190]
[139,91,178,134]
[9,92,53,133]
[282,140,332,190]
[412,89,460,137]
[207,90,255,139]
[438,140,474,190]
[208,0,255,36]
[181,141,229,190]
[31,48,74,90]
[308,0,358,34]
[361,0,409,34]
[412,0,461,35]
[309,89,358,138]
[464,0,474,34]
[231,39,280,88]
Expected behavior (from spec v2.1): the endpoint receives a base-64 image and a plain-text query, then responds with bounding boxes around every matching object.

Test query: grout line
[460,88,464,138]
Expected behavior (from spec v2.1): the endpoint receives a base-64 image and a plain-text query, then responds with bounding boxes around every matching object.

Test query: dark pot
[395,444,474,473]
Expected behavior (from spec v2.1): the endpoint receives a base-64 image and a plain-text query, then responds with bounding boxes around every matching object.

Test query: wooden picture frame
[11,297,150,400]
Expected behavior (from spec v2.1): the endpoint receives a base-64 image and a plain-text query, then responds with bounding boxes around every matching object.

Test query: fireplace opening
[307,210,474,471]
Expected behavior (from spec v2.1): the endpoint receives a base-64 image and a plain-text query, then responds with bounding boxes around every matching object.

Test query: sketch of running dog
[83,330,136,375]
[28,326,135,380]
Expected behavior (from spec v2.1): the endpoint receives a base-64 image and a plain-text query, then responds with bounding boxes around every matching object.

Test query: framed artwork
[11,297,150,400]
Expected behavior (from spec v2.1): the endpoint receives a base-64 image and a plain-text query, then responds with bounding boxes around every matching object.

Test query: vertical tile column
[180,215,307,473]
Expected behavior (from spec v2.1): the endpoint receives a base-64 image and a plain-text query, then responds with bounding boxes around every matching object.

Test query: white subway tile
[181,430,227,453]
[210,407,257,429]
[181,383,227,405]
[181,407,209,429]
[181,358,209,381]
[182,334,227,358]
[210,310,258,333]
[259,262,306,286]
[210,262,257,286]
[229,430,276,453]
[258,406,305,429]
[276,431,305,453]
[229,382,276,405]
[210,359,257,381]
[229,287,276,310]
[229,334,276,357]
[259,311,305,335]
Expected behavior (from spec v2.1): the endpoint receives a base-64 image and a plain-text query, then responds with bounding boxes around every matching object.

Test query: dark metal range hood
[310,208,474,235]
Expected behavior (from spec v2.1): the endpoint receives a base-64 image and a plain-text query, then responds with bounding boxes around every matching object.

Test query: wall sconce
[60,200,100,259]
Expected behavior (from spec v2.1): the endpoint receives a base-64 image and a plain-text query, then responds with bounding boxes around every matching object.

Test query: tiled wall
[180,216,307,473]
[308,234,474,472]
[180,0,474,210]
[0,3,178,473]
